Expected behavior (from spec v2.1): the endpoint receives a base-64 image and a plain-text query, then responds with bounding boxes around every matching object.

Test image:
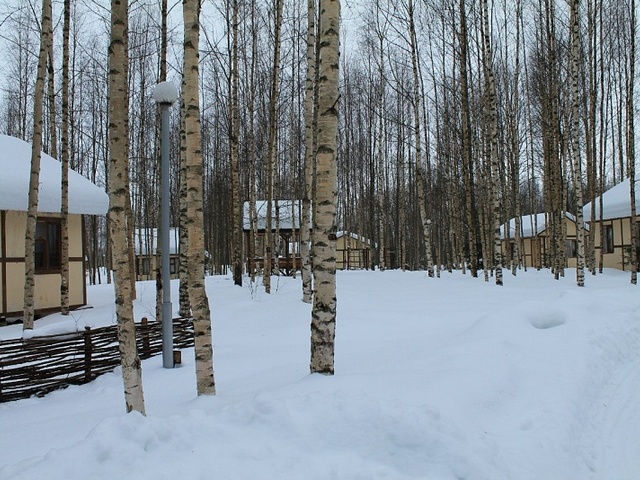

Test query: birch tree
[480,0,503,285]
[301,0,317,303]
[108,0,145,414]
[23,0,52,331]
[569,0,586,286]
[628,0,637,284]
[60,0,71,314]
[183,0,216,395]
[310,0,339,375]
[229,0,242,287]
[264,0,285,294]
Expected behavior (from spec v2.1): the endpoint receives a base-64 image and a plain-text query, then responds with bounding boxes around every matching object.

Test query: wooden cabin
[336,231,375,270]
[0,134,108,320]
[583,178,639,271]
[243,200,308,275]
[134,228,180,281]
[499,212,586,269]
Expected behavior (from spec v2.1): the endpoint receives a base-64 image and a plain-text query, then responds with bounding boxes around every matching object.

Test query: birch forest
[0,0,637,282]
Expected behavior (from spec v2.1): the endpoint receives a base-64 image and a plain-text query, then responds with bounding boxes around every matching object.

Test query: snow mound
[527,310,567,329]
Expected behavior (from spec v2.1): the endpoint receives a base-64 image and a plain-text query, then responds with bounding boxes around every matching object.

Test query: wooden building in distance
[583,178,639,271]
[0,135,108,321]
[336,231,375,270]
[499,212,585,269]
[243,200,308,274]
[134,228,180,281]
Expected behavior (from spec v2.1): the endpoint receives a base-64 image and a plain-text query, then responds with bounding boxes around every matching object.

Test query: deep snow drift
[1,269,639,480]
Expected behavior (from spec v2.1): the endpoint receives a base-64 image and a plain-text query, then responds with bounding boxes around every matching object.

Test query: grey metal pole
[160,102,173,368]
[153,81,178,369]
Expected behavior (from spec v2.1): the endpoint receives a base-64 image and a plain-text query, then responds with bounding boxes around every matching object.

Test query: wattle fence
[0,318,194,403]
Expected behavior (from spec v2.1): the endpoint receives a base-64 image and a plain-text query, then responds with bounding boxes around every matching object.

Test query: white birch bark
[569,0,586,287]
[310,0,340,375]
[23,0,52,331]
[108,0,145,414]
[183,0,216,395]
[301,0,317,303]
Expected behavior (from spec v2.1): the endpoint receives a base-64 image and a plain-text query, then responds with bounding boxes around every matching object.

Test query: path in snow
[585,357,640,479]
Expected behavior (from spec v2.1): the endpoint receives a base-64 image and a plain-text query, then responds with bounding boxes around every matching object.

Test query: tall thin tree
[183,0,216,395]
[108,0,145,414]
[23,0,53,331]
[310,0,340,375]
[60,0,71,314]
[569,0,586,286]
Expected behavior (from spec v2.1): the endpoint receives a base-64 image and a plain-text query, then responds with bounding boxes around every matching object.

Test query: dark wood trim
[81,215,87,307]
[2,303,86,319]
[4,257,24,263]
[1,210,7,316]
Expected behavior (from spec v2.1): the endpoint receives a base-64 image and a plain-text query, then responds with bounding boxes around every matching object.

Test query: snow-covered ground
[1,269,639,480]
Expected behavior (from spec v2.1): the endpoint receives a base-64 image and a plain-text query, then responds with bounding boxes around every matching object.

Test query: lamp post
[152,81,179,368]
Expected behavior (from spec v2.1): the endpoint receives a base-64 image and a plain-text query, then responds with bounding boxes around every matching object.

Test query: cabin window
[602,224,614,254]
[170,257,178,275]
[565,239,577,258]
[140,258,151,276]
[35,218,61,272]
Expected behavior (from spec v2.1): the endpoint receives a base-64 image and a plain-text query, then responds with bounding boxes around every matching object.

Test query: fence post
[140,317,150,358]
[84,325,92,382]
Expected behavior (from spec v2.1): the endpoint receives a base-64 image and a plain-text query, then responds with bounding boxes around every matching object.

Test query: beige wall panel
[68,215,83,257]
[69,261,85,305]
[6,263,25,312]
[6,211,27,257]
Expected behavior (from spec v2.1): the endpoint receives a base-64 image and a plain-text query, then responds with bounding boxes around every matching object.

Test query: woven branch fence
[0,317,193,403]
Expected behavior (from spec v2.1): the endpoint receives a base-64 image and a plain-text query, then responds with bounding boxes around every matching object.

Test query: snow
[583,178,640,220]
[336,230,376,246]
[1,269,640,480]
[134,228,180,256]
[151,81,179,105]
[500,211,584,239]
[0,135,108,215]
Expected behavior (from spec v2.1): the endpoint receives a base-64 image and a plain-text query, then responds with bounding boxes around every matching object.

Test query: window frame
[34,217,62,274]
[602,224,614,254]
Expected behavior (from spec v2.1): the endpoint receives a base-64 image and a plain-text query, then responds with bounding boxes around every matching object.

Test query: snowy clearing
[1,269,639,480]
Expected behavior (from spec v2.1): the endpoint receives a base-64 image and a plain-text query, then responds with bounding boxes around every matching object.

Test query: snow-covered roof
[134,228,180,256]
[336,230,377,247]
[243,200,311,231]
[583,178,640,220]
[0,134,108,215]
[500,212,586,239]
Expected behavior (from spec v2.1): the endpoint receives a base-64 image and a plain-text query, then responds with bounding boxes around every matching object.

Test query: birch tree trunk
[458,0,477,278]
[407,0,433,277]
[481,0,503,286]
[569,0,586,287]
[628,0,637,284]
[301,0,317,303]
[248,0,258,284]
[178,97,190,317]
[108,0,145,414]
[23,0,52,331]
[310,0,340,375]
[376,17,386,272]
[183,0,215,395]
[264,0,285,294]
[60,0,71,314]
[230,0,242,287]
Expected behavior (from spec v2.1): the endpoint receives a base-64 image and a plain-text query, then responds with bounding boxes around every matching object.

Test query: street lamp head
[152,81,179,105]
